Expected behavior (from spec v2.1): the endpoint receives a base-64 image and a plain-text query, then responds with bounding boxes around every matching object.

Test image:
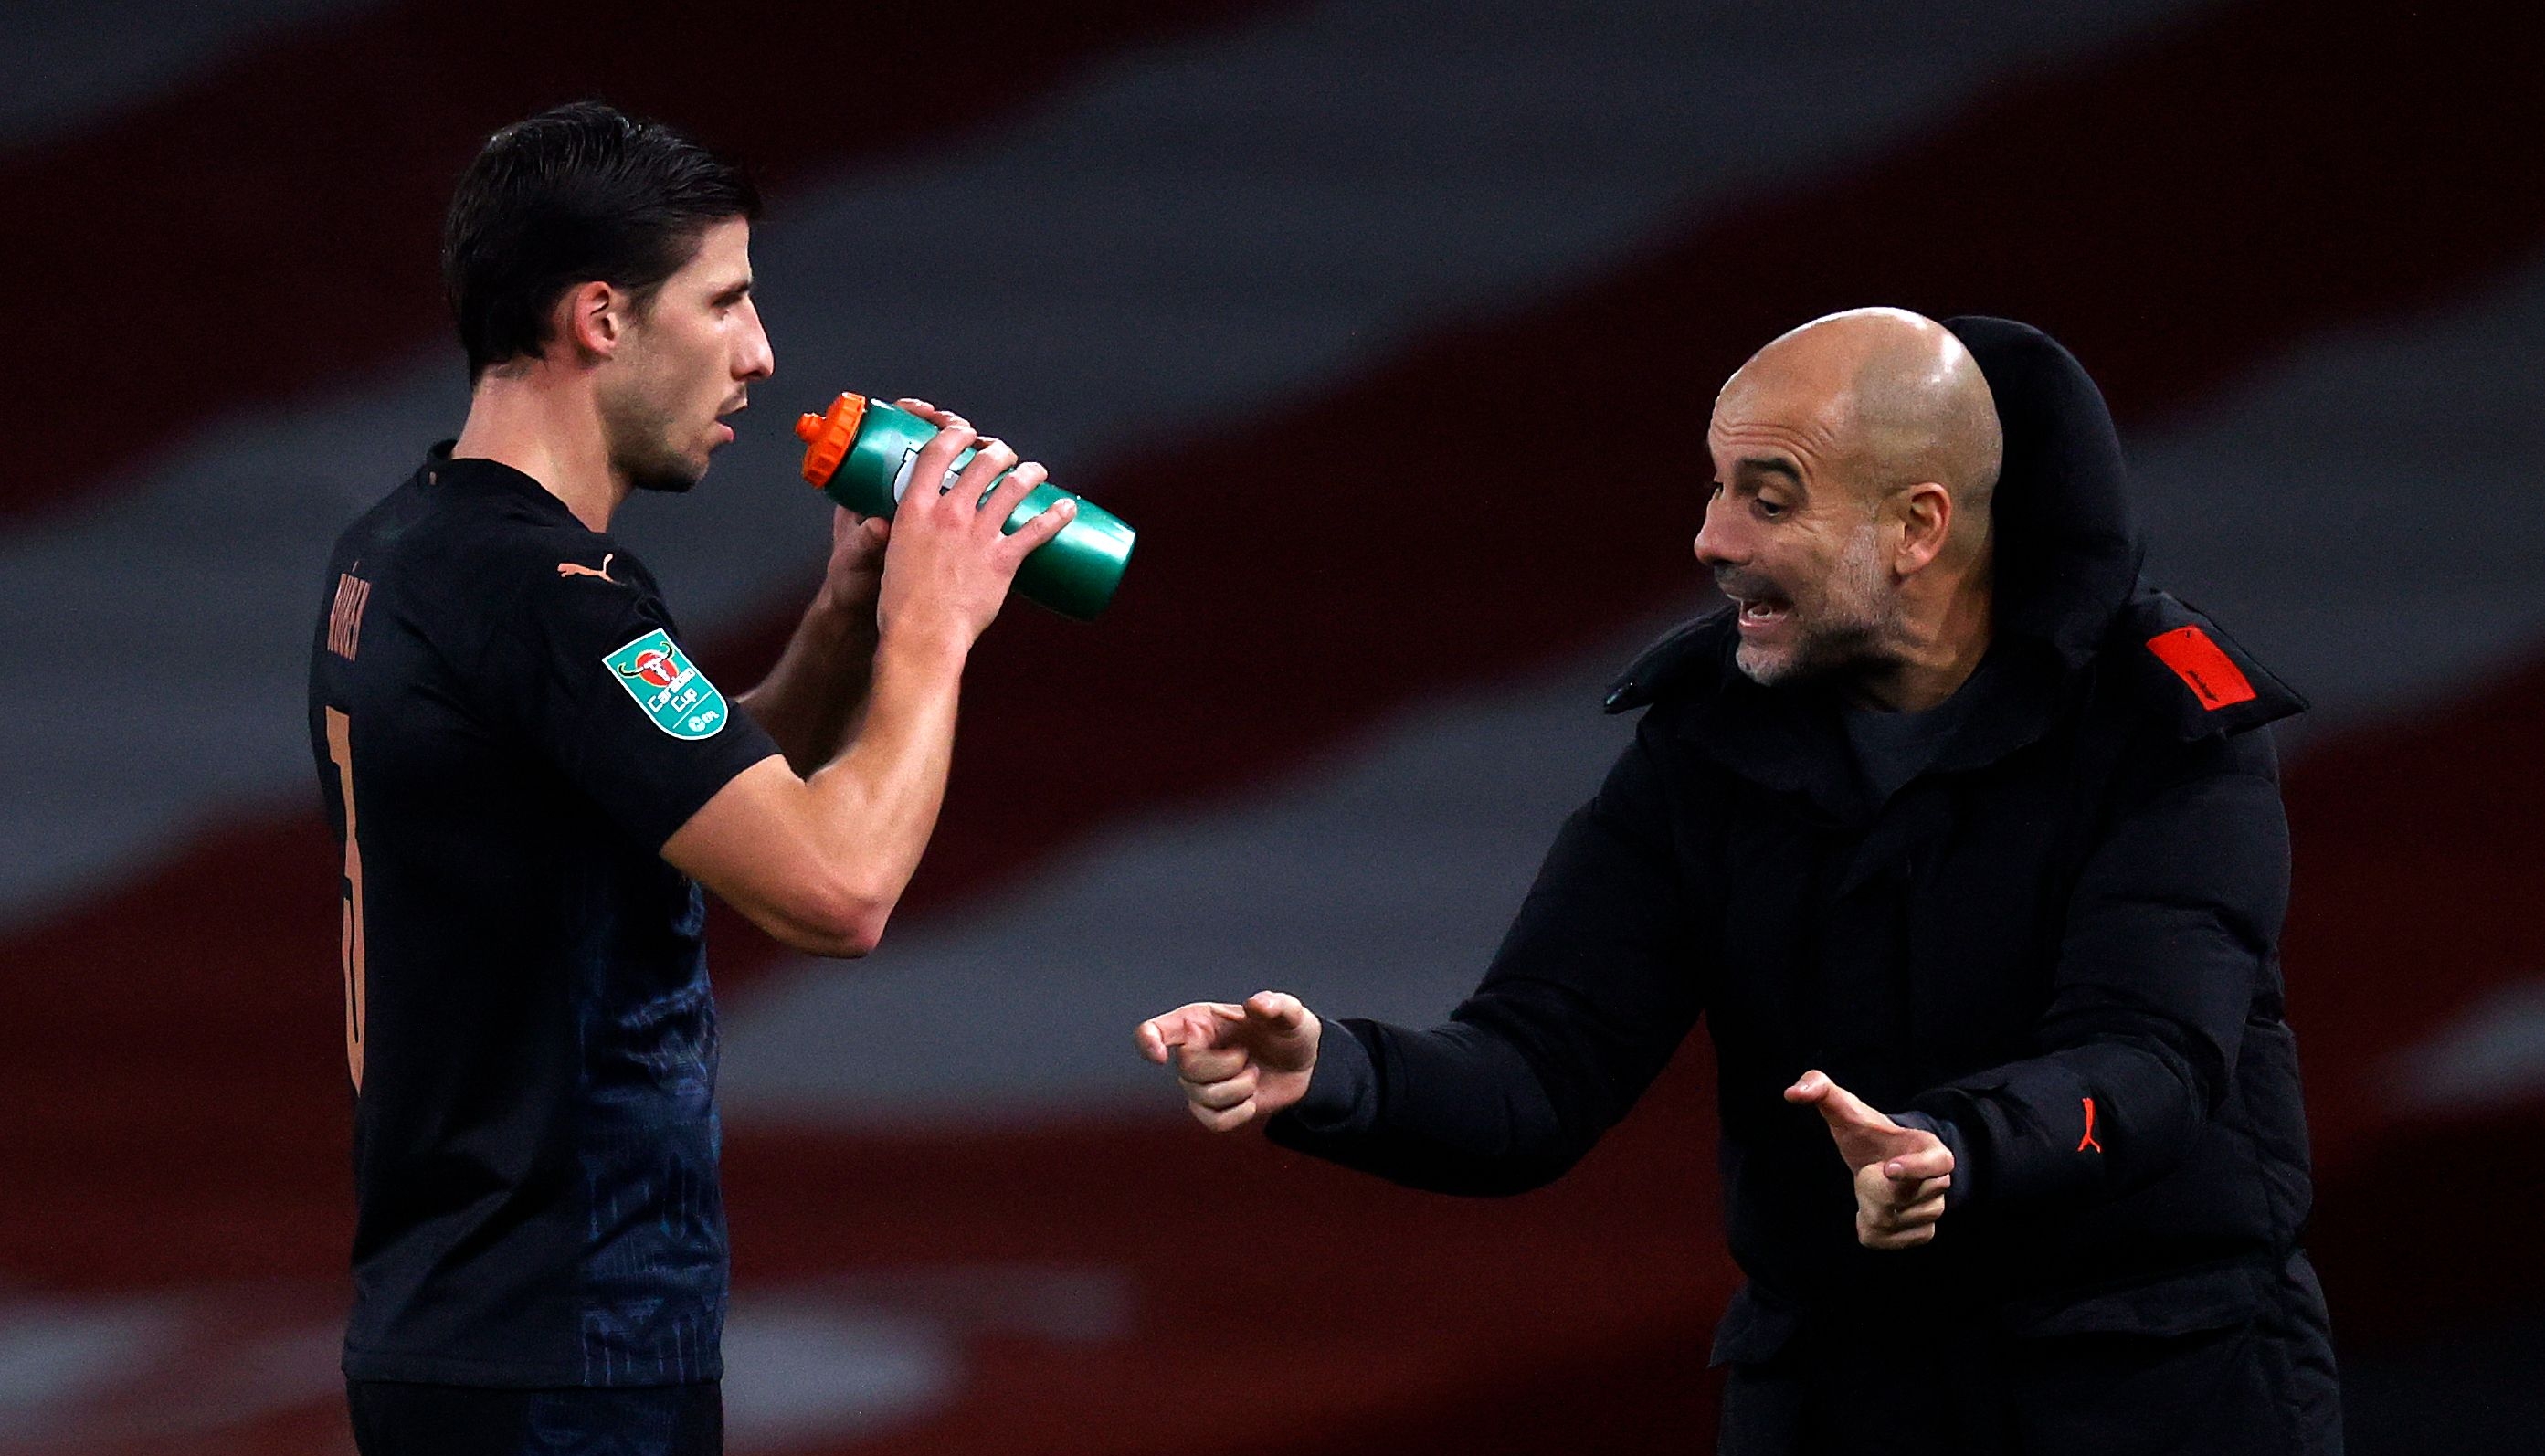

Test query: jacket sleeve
[1266,721,1707,1195]
[1908,728,2290,1212]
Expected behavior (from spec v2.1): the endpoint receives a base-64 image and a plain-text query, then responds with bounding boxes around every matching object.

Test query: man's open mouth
[1734,596,1791,628]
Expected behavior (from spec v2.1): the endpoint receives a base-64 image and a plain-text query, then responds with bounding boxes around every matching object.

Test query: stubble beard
[600,377,709,497]
[1732,527,1899,690]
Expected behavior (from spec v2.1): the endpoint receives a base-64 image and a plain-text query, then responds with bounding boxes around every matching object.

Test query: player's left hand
[1786,1069,1953,1250]
[813,504,892,627]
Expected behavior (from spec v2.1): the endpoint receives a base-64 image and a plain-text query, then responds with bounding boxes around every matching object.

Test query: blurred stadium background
[4,0,2541,1450]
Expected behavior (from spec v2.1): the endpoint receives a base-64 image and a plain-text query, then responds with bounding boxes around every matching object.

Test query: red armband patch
[2146,626,2256,711]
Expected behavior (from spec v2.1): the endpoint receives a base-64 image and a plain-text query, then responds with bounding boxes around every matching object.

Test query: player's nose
[736,305,775,382]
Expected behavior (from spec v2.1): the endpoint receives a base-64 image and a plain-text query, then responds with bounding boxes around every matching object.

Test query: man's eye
[1755,498,1786,520]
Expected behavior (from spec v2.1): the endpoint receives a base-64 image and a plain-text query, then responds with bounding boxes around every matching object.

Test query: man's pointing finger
[1801,1075,1892,1135]
[1136,1003,1243,1064]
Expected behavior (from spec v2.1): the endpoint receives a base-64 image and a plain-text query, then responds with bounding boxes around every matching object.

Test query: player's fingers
[1809,1077,1893,1135]
[1245,991,1310,1033]
[1886,1174,1951,1207]
[1135,1003,1235,1063]
[977,456,1045,522]
[950,436,1019,507]
[1894,1191,1948,1228]
[902,399,972,433]
[1135,1017,1182,1065]
[1174,1042,1251,1083]
[905,425,978,515]
[1883,1145,1955,1182]
[1182,1067,1259,1111]
[997,491,1074,564]
[1192,1097,1259,1134]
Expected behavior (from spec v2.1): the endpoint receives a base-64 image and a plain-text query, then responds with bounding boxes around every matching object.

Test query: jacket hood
[1943,315,2143,665]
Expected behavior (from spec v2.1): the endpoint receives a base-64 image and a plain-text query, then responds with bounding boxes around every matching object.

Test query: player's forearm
[794,623,971,944]
[736,595,879,775]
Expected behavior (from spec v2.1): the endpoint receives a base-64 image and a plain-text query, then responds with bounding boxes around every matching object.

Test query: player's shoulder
[489,527,670,651]
[410,472,645,596]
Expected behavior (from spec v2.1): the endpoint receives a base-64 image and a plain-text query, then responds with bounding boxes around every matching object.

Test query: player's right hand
[1135,992,1321,1132]
[874,404,1073,649]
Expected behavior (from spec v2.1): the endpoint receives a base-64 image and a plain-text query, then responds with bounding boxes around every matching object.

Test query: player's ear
[1894,482,1952,575]
[557,280,625,364]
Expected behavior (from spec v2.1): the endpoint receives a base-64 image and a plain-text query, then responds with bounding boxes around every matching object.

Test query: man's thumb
[1245,991,1308,1034]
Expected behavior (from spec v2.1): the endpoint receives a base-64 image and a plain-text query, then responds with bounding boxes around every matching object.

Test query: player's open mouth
[1734,596,1791,632]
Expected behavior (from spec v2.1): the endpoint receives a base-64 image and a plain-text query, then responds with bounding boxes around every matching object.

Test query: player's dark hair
[442,102,760,383]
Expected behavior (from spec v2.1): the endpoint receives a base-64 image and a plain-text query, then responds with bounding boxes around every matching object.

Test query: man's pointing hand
[1136,992,1321,1132]
[1786,1069,1953,1250]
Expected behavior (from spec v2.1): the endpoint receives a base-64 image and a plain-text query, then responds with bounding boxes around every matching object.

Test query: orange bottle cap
[795,392,869,487]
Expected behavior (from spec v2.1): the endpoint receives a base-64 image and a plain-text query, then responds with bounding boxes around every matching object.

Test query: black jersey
[306,446,780,1387]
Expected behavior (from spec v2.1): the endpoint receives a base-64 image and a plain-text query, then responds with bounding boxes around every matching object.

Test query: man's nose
[737,305,775,382]
[1694,493,1742,569]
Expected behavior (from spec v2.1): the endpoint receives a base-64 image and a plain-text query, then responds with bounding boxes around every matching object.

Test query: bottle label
[891,445,1001,508]
[890,445,980,505]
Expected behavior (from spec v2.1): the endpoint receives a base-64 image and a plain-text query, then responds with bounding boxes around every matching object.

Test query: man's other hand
[1786,1069,1953,1250]
[1135,992,1321,1132]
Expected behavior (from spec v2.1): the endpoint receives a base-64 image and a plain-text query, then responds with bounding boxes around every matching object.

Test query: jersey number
[324,708,368,1091]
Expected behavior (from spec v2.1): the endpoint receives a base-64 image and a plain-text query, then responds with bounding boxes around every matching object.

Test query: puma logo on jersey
[2078,1096,2104,1154]
[557,554,616,583]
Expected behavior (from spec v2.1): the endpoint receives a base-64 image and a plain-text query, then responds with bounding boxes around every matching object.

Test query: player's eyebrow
[712,277,754,306]
[1736,455,1803,486]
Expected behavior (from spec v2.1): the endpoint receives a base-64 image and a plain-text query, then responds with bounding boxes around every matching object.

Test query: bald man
[1138,312,2339,1453]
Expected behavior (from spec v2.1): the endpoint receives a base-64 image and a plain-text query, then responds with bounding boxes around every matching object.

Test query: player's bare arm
[666,415,1074,957]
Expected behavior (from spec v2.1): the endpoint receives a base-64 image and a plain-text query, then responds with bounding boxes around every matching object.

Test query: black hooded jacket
[1270,319,2324,1360]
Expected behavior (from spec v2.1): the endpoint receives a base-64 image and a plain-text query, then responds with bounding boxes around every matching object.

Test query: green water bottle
[792,392,1135,621]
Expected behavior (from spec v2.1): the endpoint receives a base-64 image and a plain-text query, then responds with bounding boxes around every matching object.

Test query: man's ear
[1894,481,1953,575]
[556,280,628,363]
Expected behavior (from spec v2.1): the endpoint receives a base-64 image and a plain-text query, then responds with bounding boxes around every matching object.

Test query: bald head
[1698,309,2007,706]
[1716,308,2002,554]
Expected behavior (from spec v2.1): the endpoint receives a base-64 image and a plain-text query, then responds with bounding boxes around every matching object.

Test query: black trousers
[345,1378,723,1456]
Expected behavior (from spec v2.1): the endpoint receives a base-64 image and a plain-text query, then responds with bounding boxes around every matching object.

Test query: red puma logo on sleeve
[2078,1097,2104,1154]
[556,553,616,583]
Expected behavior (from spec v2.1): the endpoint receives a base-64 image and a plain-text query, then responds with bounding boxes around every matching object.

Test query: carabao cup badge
[605,629,728,739]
